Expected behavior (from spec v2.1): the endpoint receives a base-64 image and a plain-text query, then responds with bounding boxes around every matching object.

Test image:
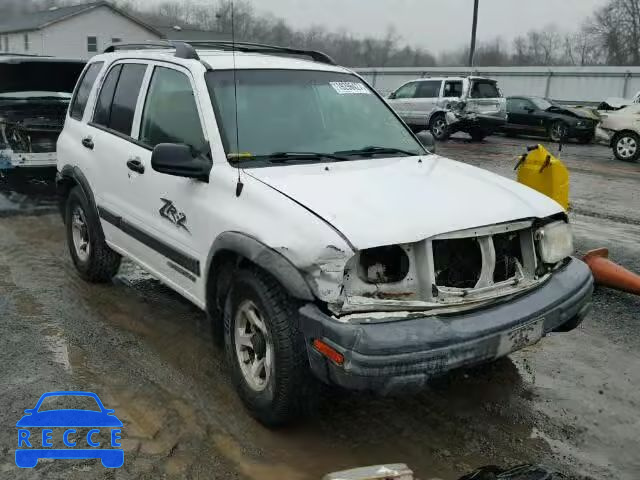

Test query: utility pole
[468,0,479,67]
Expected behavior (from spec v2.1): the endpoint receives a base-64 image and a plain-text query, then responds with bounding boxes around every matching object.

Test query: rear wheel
[65,186,121,282]
[224,267,319,427]
[430,114,449,141]
[613,131,640,162]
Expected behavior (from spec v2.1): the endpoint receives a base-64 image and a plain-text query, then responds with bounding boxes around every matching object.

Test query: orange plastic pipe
[582,248,640,295]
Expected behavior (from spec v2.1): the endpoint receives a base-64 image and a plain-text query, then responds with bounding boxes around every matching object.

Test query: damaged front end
[318,217,573,320]
[0,57,85,170]
[0,103,68,169]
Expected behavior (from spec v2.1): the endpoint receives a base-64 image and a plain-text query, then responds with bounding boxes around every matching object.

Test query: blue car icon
[16,391,123,468]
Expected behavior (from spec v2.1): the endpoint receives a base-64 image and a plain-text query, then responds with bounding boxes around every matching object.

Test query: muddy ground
[0,135,638,480]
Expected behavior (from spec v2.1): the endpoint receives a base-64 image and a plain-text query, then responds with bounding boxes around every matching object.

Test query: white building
[0,1,163,59]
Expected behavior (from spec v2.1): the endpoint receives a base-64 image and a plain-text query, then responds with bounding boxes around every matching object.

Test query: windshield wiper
[335,146,420,157]
[262,151,349,163]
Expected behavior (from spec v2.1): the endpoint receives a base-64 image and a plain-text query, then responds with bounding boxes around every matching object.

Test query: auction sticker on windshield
[330,82,371,94]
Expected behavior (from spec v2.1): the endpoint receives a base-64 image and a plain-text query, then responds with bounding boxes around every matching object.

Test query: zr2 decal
[159,198,189,232]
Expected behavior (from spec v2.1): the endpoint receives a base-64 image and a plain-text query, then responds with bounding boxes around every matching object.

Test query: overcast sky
[240,0,608,54]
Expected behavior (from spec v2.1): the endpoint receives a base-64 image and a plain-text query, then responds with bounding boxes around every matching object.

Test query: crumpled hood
[247,155,564,249]
[549,105,596,120]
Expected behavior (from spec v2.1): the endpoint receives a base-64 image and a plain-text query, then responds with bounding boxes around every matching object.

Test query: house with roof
[0,1,163,59]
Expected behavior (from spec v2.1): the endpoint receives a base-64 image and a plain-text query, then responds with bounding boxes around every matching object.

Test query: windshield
[531,97,554,110]
[206,69,424,164]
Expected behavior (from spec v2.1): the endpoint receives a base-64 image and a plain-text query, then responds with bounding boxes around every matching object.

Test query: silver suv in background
[387,76,507,142]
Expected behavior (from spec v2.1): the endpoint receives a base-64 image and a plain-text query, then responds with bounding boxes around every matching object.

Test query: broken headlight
[358,245,410,284]
[535,221,574,264]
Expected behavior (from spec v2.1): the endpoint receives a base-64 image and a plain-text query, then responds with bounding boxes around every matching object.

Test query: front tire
[224,267,318,427]
[430,114,450,141]
[65,186,121,282]
[548,121,568,142]
[613,131,640,162]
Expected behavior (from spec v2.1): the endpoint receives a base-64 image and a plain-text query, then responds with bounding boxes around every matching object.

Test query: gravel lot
[0,134,638,479]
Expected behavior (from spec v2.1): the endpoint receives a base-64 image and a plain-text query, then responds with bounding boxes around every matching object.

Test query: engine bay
[0,102,68,154]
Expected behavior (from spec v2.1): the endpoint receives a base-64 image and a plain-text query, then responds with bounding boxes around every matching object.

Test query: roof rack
[182,41,336,65]
[103,40,335,65]
[104,41,199,60]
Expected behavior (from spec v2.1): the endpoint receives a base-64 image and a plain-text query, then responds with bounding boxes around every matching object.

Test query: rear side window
[470,81,500,99]
[70,62,103,120]
[415,81,442,99]
[444,81,463,98]
[139,67,205,150]
[109,64,147,136]
[93,64,122,127]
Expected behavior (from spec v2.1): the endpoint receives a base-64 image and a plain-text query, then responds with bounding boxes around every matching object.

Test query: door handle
[81,137,94,150]
[126,158,145,174]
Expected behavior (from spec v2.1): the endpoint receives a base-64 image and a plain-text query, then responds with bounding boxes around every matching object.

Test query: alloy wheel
[71,205,91,262]
[234,300,274,392]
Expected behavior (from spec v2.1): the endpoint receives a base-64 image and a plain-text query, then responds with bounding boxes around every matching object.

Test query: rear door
[57,61,104,178]
[85,61,149,248]
[440,79,464,107]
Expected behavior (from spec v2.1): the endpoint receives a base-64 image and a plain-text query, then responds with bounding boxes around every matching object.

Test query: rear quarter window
[470,81,500,99]
[69,61,104,121]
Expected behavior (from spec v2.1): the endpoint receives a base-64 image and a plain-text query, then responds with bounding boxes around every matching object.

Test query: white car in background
[598,104,640,162]
[0,55,85,178]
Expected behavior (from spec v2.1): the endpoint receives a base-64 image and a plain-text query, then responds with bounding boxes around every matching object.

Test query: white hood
[247,155,563,249]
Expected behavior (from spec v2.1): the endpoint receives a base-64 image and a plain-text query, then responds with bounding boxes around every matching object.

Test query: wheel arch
[56,165,104,240]
[204,232,315,315]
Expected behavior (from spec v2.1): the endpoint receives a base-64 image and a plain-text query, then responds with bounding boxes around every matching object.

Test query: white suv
[56,42,593,426]
[387,76,507,141]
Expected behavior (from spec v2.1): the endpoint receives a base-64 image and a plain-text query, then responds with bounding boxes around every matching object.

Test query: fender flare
[56,165,105,240]
[427,108,447,127]
[206,232,315,301]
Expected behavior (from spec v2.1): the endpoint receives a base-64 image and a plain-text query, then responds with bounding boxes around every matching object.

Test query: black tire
[469,128,487,142]
[224,267,318,427]
[430,113,450,141]
[65,186,121,283]
[548,120,568,143]
[613,131,640,162]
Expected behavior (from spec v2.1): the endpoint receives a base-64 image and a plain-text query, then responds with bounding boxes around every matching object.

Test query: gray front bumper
[299,257,593,393]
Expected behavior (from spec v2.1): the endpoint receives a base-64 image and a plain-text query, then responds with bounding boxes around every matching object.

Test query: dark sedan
[503,96,597,143]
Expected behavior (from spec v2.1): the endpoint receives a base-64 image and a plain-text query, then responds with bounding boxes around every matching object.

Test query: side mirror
[23,409,34,414]
[416,131,436,153]
[151,143,212,182]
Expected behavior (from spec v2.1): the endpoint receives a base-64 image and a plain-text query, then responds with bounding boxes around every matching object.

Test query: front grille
[432,225,531,295]
[433,238,482,288]
[493,232,523,282]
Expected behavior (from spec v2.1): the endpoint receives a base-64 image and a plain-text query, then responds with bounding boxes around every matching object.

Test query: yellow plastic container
[516,144,569,210]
